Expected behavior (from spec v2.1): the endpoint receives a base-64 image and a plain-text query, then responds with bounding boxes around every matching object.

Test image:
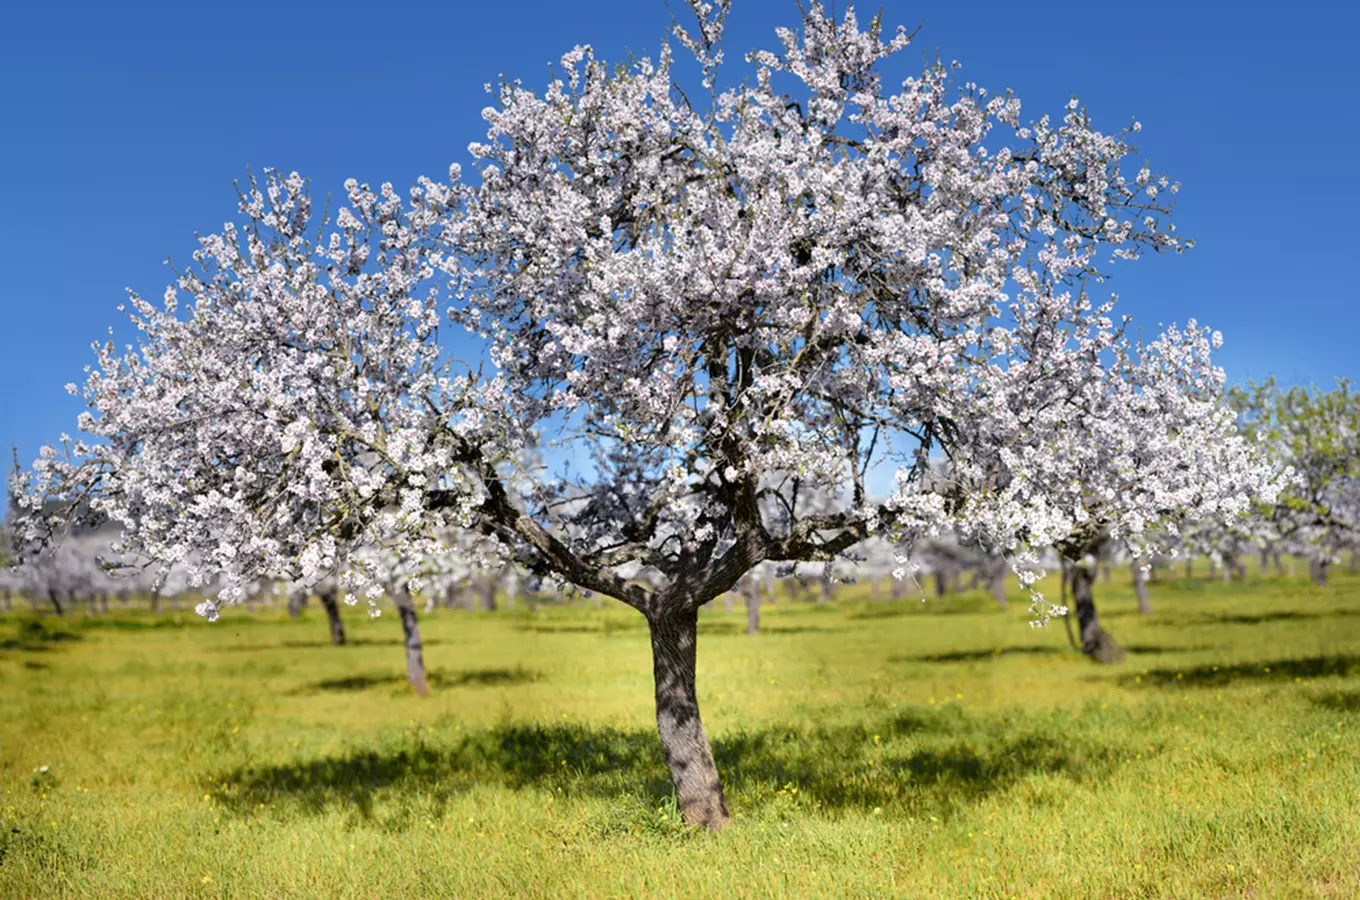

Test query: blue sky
[2,0,1356,506]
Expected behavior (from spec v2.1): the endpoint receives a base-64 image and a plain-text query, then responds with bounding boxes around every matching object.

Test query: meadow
[2,568,1358,898]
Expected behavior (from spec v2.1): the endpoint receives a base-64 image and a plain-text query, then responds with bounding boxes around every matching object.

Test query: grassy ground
[2,568,1358,898]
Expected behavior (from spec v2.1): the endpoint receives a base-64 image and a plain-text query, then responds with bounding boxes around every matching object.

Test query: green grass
[2,570,1359,898]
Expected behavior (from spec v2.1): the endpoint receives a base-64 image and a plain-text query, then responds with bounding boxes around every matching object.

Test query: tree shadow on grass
[1165,608,1360,628]
[0,620,84,653]
[1313,690,1360,713]
[209,706,1123,828]
[293,666,541,694]
[218,637,448,653]
[892,646,1065,664]
[1114,655,1360,689]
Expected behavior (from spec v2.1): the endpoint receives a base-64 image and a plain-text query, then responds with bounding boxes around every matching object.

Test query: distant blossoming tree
[10,1,1279,829]
[1230,379,1359,587]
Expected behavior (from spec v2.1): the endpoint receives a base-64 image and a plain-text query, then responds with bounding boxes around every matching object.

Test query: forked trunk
[1069,565,1124,664]
[647,607,730,831]
[391,589,428,695]
[319,589,346,645]
[1132,563,1151,615]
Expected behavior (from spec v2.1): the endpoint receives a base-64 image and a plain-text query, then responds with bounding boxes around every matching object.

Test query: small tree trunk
[869,577,880,601]
[1100,564,1111,584]
[391,589,428,695]
[480,578,497,612]
[892,574,905,599]
[287,591,301,619]
[744,579,760,635]
[319,588,346,645]
[99,593,109,615]
[1,588,10,613]
[1311,556,1329,588]
[48,588,65,616]
[989,559,1007,609]
[1132,564,1151,615]
[1348,552,1357,574]
[819,568,835,603]
[933,568,948,598]
[647,606,730,831]
[1069,565,1123,664]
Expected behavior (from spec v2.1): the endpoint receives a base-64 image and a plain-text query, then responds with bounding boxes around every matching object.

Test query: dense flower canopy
[11,1,1278,623]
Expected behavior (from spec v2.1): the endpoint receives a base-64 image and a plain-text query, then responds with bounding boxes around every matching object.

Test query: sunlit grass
[2,568,1358,897]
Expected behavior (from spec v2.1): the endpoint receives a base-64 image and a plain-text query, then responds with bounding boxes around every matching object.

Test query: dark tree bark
[319,588,346,645]
[743,578,760,635]
[391,589,429,695]
[647,607,730,831]
[1069,565,1124,664]
[1132,563,1151,615]
[47,588,65,616]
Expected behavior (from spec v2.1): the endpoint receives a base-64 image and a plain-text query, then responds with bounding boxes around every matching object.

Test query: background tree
[1231,379,1359,587]
[11,1,1280,829]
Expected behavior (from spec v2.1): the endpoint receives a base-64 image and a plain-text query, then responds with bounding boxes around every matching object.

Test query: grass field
[2,568,1359,898]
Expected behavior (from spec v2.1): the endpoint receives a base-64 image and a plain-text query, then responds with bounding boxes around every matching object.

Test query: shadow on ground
[209,706,1123,828]
[0,620,84,653]
[294,666,541,694]
[1115,654,1360,689]
[893,646,1065,664]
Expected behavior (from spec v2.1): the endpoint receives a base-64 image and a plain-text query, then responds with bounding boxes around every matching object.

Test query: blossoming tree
[1231,379,1359,586]
[11,1,1280,829]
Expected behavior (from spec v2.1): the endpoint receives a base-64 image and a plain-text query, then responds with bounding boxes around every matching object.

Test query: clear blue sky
[2,0,1356,506]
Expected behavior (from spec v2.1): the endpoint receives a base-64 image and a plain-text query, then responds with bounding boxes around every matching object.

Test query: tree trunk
[287,591,301,618]
[99,593,109,615]
[1311,556,1329,588]
[933,568,948,598]
[723,591,734,613]
[646,607,730,831]
[1069,565,1123,664]
[744,579,760,635]
[391,589,429,695]
[480,577,497,612]
[1349,552,1357,574]
[47,588,65,616]
[1132,563,1151,615]
[989,559,1007,609]
[1100,564,1111,584]
[319,589,346,645]
[1185,558,1193,579]
[1,588,10,613]
[818,567,834,603]
[892,573,905,599]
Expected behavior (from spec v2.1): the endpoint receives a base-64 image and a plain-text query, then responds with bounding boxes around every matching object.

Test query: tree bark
[391,589,429,695]
[988,558,1007,609]
[480,577,497,612]
[287,591,301,618]
[319,589,346,645]
[1069,565,1123,664]
[1310,556,1329,588]
[647,607,730,831]
[744,579,760,635]
[1132,563,1151,615]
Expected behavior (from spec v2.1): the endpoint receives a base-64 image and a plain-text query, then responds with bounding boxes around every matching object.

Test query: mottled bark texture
[647,607,730,831]
[319,588,346,645]
[1132,563,1151,615]
[391,589,429,696]
[1070,565,1124,664]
